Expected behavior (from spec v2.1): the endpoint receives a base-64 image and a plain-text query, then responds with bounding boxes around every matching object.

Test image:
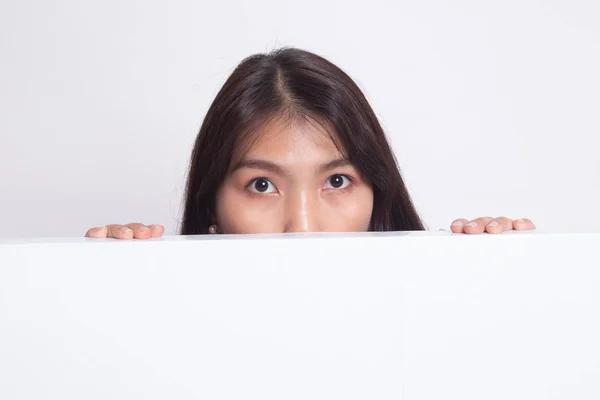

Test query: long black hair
[181,48,424,234]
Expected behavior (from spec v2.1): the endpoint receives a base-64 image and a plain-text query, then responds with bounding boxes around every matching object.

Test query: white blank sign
[1,232,599,399]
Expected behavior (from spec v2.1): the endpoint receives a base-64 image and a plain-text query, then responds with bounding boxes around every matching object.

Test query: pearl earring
[208,224,218,234]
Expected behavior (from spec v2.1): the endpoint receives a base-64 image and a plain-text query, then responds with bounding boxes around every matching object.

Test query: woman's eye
[324,174,352,190]
[247,178,277,194]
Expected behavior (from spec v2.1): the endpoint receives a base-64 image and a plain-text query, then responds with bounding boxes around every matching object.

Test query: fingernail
[139,226,150,233]
[488,221,499,228]
[150,224,162,229]
[120,227,133,234]
[451,221,464,227]
[466,222,477,227]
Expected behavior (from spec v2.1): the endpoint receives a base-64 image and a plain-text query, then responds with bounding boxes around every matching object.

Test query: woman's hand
[85,224,164,239]
[450,217,535,234]
[84,217,535,238]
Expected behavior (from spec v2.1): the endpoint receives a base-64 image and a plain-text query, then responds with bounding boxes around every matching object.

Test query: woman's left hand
[450,217,535,234]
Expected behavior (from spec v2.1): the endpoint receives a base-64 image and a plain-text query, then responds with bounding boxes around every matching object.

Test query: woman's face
[215,118,374,234]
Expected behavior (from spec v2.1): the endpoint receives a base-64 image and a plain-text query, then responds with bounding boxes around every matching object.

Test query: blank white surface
[1,232,599,399]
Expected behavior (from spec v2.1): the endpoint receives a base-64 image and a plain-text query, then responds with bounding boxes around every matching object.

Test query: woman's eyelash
[245,177,278,194]
[340,174,354,182]
[245,177,271,186]
[243,174,355,192]
[324,174,354,190]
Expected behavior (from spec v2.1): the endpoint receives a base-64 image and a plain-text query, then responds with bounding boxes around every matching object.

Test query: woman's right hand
[85,224,164,239]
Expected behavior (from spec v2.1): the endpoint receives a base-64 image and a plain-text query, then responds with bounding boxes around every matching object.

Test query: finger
[450,218,470,233]
[106,224,135,240]
[147,224,165,237]
[485,217,513,234]
[85,226,108,238]
[124,223,154,239]
[463,217,494,234]
[513,218,536,231]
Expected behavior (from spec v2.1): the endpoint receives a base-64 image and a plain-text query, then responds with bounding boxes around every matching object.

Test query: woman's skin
[85,118,536,239]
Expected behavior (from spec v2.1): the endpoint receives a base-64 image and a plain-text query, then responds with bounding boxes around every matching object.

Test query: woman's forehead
[233,116,346,163]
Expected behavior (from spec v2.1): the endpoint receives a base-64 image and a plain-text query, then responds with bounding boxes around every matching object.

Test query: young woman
[86,48,535,239]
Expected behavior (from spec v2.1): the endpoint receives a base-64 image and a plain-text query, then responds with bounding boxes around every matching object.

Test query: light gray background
[1,0,598,237]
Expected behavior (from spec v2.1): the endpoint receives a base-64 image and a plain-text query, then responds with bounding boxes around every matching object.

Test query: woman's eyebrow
[318,157,352,174]
[230,159,285,175]
[231,157,352,175]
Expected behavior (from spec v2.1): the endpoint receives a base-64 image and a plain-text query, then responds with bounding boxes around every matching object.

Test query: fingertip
[133,226,152,239]
[522,218,535,228]
[118,226,134,240]
[463,222,485,235]
[85,226,108,238]
[485,225,503,234]
[484,220,503,234]
[450,225,464,233]
[514,218,536,231]
[149,224,165,237]
[450,219,467,233]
